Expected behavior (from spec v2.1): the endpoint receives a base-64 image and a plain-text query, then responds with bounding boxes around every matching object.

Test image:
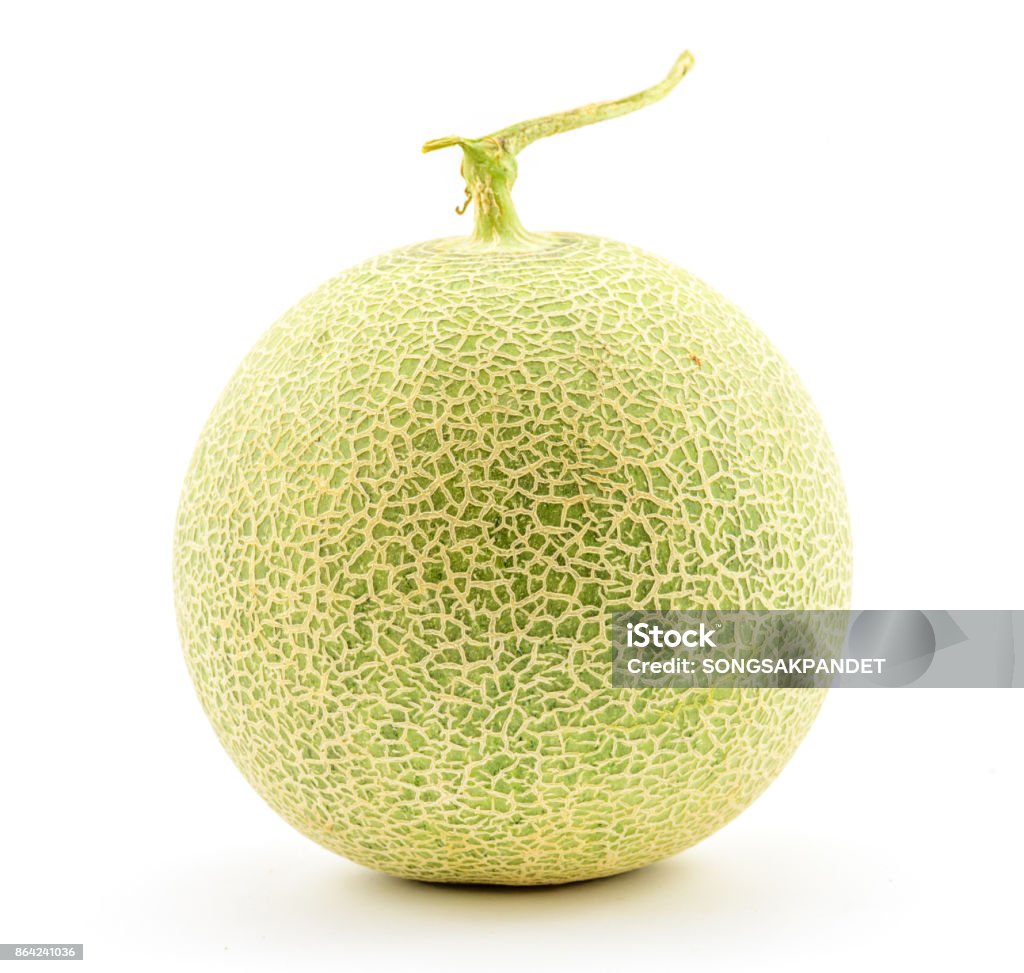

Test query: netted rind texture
[174,234,852,885]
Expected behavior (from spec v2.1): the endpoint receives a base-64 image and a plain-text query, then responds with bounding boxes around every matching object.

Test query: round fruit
[174,52,852,885]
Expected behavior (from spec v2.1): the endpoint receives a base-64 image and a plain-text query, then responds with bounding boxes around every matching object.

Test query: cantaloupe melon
[174,52,852,885]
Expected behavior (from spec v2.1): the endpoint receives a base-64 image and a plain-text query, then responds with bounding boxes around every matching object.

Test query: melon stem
[422,51,695,247]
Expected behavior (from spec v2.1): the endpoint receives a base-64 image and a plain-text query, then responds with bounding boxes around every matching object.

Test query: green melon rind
[174,233,852,885]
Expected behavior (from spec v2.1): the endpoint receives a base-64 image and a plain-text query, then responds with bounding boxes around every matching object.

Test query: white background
[1,2,1022,970]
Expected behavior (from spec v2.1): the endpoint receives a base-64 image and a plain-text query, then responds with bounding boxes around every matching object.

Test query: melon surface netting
[173,53,852,885]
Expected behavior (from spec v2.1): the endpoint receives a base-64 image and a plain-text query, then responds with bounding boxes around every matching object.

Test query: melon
[174,52,852,885]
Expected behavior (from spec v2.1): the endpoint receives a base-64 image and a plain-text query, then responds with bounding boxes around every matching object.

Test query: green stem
[423,51,695,246]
